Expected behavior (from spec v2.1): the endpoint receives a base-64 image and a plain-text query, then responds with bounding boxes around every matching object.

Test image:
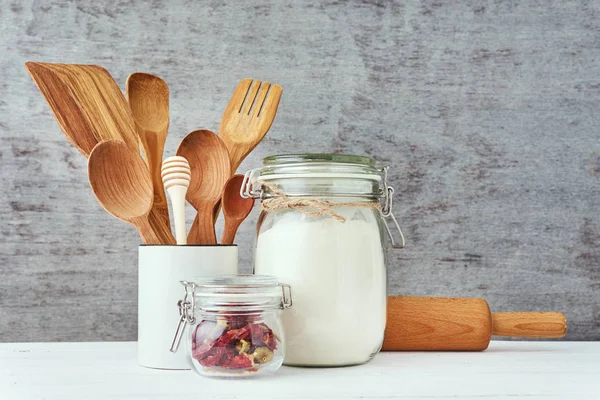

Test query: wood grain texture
[176,129,230,244]
[1,0,599,341]
[382,296,567,351]
[383,296,493,351]
[493,311,568,339]
[221,174,255,245]
[88,141,172,245]
[126,73,171,234]
[220,79,283,173]
[25,63,140,156]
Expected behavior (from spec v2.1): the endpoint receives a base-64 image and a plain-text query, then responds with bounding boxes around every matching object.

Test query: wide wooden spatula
[25,62,139,156]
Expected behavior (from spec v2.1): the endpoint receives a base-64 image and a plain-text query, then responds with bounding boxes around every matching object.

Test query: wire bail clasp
[380,166,405,249]
[280,284,293,309]
[169,281,197,353]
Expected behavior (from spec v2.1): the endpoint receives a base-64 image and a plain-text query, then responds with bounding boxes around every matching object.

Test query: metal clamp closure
[381,166,405,249]
[280,284,293,309]
[169,281,197,353]
[241,165,405,249]
[241,168,262,199]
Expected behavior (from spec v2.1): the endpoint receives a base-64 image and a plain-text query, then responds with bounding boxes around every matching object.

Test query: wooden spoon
[176,130,230,244]
[88,140,163,244]
[126,73,171,231]
[219,79,283,173]
[221,174,255,244]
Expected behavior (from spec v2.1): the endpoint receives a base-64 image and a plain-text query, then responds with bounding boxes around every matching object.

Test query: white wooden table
[0,341,598,399]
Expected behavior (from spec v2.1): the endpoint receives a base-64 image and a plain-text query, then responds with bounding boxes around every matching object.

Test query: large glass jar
[241,154,404,367]
[171,275,292,377]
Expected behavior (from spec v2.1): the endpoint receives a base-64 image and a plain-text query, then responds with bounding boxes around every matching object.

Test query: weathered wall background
[1,1,598,341]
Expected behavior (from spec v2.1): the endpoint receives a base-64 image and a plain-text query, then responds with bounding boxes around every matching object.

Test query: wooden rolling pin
[382,296,567,351]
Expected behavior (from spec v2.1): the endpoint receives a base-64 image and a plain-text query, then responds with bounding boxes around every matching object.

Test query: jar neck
[259,177,382,199]
[196,295,283,313]
[197,308,281,316]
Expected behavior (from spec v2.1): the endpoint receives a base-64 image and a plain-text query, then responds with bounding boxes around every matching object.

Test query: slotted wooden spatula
[219,79,283,174]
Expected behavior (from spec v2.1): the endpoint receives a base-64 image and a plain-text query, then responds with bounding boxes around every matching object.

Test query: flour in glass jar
[254,209,387,366]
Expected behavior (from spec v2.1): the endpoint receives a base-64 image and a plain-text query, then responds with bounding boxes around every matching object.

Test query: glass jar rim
[259,153,382,179]
[263,153,376,166]
[190,275,291,312]
[193,274,279,288]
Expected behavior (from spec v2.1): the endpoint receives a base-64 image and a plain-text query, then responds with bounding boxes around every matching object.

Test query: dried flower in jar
[192,317,278,371]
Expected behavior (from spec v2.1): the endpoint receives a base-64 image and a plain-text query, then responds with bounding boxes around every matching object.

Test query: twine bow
[256,180,381,223]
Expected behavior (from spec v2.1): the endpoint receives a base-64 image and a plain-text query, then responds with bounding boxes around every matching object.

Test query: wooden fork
[219,79,283,174]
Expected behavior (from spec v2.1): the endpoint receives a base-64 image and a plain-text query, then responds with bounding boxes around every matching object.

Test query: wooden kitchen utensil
[26,62,139,155]
[126,73,171,231]
[219,78,283,173]
[221,174,255,244]
[161,156,191,245]
[26,62,175,244]
[26,62,97,155]
[176,130,231,244]
[88,140,165,245]
[382,296,567,351]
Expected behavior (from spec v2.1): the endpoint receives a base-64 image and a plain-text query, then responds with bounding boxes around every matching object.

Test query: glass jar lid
[242,153,386,199]
[259,153,381,183]
[263,153,376,167]
[190,275,292,312]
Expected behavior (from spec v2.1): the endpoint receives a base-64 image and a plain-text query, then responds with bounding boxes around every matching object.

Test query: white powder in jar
[254,209,386,366]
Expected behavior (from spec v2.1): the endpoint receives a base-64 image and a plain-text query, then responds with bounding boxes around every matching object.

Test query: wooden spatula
[382,296,567,351]
[25,62,139,155]
[219,78,282,174]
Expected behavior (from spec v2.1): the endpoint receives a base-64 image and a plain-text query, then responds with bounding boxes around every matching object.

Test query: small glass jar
[241,154,404,367]
[171,275,292,377]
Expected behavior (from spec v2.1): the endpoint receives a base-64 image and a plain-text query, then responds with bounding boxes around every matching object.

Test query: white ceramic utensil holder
[138,245,238,370]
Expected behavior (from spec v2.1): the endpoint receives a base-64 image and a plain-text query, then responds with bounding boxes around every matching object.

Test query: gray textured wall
[1,0,599,341]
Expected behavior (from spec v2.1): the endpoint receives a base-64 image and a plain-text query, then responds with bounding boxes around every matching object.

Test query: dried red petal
[219,348,236,367]
[198,346,229,367]
[223,325,251,342]
[199,352,220,367]
[192,318,277,370]
[193,320,227,345]
[192,341,212,361]
[192,320,229,359]
[228,354,253,369]
[249,323,277,351]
